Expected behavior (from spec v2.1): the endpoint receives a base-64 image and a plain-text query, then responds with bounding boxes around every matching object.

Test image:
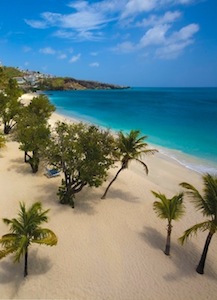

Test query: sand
[0,93,216,300]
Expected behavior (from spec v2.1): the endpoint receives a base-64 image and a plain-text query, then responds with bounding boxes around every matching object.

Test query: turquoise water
[46,88,217,174]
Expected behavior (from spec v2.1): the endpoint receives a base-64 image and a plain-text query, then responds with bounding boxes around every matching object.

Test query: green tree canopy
[15,94,55,173]
[15,113,51,173]
[0,78,23,134]
[0,201,57,277]
[45,121,117,208]
[179,174,217,274]
[27,94,55,120]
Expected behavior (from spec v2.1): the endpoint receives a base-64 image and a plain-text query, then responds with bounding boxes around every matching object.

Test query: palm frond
[135,159,149,174]
[32,228,58,246]
[0,248,16,259]
[152,192,170,219]
[180,175,217,217]
[179,221,212,245]
[203,174,217,216]
[180,182,211,216]
[3,218,24,234]
[152,191,185,222]
[13,235,29,262]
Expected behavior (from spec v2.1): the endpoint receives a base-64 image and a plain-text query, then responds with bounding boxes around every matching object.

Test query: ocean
[46,87,217,175]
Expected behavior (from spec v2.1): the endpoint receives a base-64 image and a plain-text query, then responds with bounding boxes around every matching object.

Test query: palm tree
[101,130,157,199]
[0,202,57,277]
[152,191,185,255]
[179,174,217,274]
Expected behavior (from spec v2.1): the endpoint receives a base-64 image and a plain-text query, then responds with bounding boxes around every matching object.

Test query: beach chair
[45,167,61,178]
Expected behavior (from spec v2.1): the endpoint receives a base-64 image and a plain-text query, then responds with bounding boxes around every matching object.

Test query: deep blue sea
[46,87,217,174]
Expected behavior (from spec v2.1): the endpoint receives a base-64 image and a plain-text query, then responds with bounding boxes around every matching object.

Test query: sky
[0,0,217,87]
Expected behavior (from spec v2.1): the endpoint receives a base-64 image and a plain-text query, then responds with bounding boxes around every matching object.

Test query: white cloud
[89,62,99,67]
[113,41,136,53]
[25,0,200,59]
[139,24,170,47]
[69,53,81,63]
[24,19,47,29]
[39,47,56,55]
[170,23,199,42]
[137,11,181,27]
[58,54,67,59]
[121,0,157,18]
[138,22,199,59]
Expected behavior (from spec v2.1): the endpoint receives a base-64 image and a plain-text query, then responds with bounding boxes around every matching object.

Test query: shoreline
[20,92,217,175]
[43,90,217,176]
[1,93,216,299]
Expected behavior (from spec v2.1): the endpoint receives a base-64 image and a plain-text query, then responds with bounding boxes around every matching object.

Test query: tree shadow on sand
[0,249,52,298]
[37,182,99,215]
[139,226,166,252]
[139,226,217,280]
[101,187,140,203]
[7,157,42,176]
[0,249,52,283]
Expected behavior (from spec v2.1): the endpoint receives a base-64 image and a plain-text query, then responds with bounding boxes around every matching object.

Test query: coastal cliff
[1,66,129,91]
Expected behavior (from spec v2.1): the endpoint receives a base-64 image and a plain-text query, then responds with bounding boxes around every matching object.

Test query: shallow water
[46,87,217,174]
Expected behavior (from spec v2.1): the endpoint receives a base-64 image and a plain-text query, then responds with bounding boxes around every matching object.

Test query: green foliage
[179,174,217,274]
[38,77,65,90]
[15,95,54,173]
[101,130,158,199]
[46,121,117,208]
[16,113,51,173]
[0,202,57,277]
[1,66,23,79]
[0,78,23,134]
[152,191,185,223]
[179,174,217,243]
[27,94,55,120]
[152,191,185,255]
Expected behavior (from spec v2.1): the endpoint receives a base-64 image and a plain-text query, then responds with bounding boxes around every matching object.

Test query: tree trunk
[101,167,124,199]
[59,174,75,208]
[24,248,28,277]
[29,151,39,173]
[196,231,213,274]
[4,123,11,135]
[164,222,172,256]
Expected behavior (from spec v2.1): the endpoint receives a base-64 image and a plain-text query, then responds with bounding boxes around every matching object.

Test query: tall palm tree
[0,202,57,277]
[179,174,217,274]
[152,191,185,255]
[101,130,157,199]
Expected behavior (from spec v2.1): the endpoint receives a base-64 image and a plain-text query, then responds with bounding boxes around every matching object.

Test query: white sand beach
[0,93,217,299]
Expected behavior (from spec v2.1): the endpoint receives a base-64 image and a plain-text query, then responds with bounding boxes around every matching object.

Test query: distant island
[0,65,130,91]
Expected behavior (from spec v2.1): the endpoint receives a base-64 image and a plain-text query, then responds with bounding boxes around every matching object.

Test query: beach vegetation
[152,191,185,255]
[0,201,57,277]
[15,95,54,173]
[101,130,158,199]
[45,121,116,208]
[179,174,217,274]
[0,78,23,134]
[27,94,55,120]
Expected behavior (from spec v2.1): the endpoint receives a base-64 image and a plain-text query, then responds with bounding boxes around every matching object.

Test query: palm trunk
[196,231,213,274]
[164,222,172,256]
[101,167,124,199]
[24,248,28,277]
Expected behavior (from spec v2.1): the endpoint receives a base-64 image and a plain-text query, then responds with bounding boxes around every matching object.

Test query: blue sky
[0,0,216,87]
